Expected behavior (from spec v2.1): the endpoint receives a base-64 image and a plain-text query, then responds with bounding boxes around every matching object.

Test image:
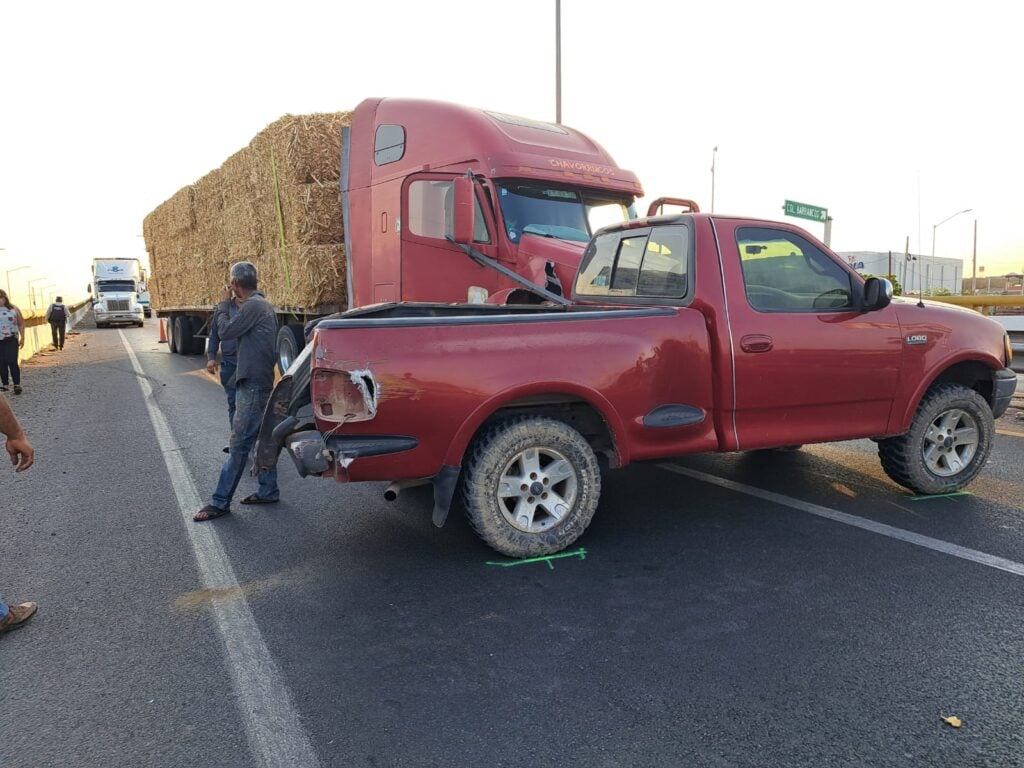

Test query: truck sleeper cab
[152,97,654,372]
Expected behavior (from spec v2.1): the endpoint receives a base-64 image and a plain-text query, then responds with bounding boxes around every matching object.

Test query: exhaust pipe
[383,478,431,502]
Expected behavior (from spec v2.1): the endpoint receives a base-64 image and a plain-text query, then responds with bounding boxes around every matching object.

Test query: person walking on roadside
[0,289,25,395]
[206,294,240,428]
[194,261,280,521]
[45,295,69,350]
[0,392,38,634]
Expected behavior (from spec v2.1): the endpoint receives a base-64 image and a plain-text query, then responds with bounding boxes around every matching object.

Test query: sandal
[240,494,279,505]
[193,504,230,522]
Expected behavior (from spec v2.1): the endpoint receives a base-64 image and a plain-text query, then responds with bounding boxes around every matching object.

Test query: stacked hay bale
[143,112,352,313]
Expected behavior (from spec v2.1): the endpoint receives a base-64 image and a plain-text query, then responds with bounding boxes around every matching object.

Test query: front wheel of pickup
[878,383,994,495]
[462,416,601,558]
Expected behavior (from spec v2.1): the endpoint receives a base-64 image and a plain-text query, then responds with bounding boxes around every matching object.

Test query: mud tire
[878,382,993,495]
[461,415,601,558]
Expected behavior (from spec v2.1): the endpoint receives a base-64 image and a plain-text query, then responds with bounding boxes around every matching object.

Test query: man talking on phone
[194,261,281,521]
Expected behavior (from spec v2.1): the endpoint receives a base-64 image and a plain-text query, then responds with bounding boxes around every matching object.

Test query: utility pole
[555,0,562,124]
[710,146,718,212]
[971,219,977,295]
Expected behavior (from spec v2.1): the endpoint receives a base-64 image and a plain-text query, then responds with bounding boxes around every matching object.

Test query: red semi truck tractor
[149,98,687,370]
[256,213,1016,557]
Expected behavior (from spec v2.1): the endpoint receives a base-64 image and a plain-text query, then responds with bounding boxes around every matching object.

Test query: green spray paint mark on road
[906,491,972,502]
[486,548,587,570]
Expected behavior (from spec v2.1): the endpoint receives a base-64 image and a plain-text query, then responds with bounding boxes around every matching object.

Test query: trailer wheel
[166,316,177,352]
[877,382,993,495]
[461,415,601,558]
[277,324,306,375]
[173,316,191,355]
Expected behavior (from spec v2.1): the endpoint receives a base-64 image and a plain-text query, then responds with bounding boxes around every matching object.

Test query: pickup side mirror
[451,175,475,245]
[862,276,893,311]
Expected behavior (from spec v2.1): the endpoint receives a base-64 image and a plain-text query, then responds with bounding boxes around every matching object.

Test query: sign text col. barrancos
[783,199,828,223]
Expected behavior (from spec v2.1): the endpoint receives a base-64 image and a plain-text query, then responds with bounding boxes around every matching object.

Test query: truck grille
[107,299,130,311]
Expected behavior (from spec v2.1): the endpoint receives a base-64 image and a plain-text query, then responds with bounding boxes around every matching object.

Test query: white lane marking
[119,331,322,768]
[659,463,1024,578]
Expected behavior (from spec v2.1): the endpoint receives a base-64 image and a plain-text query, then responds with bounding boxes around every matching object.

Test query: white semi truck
[89,258,145,327]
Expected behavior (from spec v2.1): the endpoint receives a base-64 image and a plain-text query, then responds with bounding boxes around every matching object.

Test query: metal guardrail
[925,294,1024,313]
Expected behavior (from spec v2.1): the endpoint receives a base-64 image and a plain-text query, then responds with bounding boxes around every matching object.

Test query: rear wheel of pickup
[461,415,601,558]
[878,382,993,495]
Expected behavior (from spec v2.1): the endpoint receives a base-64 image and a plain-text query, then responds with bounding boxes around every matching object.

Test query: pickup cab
[257,212,1017,557]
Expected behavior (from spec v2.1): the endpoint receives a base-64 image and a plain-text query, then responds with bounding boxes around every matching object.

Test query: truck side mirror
[87,283,92,293]
[862,277,893,311]
[451,176,475,245]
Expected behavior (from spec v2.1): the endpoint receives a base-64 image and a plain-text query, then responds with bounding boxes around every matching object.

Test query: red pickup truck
[256,212,1017,557]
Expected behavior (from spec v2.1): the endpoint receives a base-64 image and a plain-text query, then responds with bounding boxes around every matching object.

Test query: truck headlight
[1006,333,1014,367]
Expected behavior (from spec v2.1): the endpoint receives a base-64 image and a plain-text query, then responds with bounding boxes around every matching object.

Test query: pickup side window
[736,227,853,312]
[575,224,689,300]
[407,180,491,244]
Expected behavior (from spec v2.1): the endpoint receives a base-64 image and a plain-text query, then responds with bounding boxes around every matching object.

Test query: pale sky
[1,0,1020,307]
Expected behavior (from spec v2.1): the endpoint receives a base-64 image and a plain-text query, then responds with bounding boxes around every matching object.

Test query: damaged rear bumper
[252,342,414,478]
[282,432,418,478]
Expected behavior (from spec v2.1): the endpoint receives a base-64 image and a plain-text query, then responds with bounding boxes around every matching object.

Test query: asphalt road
[2,318,1023,768]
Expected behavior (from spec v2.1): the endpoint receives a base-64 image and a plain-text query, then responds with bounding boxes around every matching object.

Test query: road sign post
[784,199,831,246]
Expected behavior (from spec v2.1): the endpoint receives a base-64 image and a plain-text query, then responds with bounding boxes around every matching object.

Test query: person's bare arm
[0,394,33,471]
[16,308,25,349]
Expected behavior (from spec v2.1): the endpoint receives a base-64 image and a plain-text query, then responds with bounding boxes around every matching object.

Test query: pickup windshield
[497,182,634,244]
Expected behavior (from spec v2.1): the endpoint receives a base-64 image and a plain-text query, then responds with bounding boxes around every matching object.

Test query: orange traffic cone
[158,318,168,343]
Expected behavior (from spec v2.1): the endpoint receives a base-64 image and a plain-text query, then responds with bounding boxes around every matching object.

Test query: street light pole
[931,207,972,261]
[5,265,30,297]
[27,277,48,310]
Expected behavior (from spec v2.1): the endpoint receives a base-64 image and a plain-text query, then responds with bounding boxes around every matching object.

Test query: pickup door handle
[740,334,774,353]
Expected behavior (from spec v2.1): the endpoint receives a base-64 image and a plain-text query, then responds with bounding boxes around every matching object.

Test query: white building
[837,251,963,294]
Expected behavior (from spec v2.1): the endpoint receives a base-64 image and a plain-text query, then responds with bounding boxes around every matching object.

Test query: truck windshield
[97,281,136,293]
[497,182,634,244]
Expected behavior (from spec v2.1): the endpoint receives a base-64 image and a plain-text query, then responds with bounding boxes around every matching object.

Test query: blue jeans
[0,594,8,620]
[219,359,237,427]
[211,380,278,509]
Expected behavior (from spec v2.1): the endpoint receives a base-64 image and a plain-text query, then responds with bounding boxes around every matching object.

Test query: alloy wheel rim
[922,408,979,477]
[496,446,578,533]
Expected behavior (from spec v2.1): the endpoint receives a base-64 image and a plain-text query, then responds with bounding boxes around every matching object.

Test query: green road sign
[784,199,828,223]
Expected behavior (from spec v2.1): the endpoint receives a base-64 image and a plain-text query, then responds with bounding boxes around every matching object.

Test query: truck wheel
[277,324,306,375]
[172,316,190,355]
[878,382,993,495]
[461,415,601,558]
